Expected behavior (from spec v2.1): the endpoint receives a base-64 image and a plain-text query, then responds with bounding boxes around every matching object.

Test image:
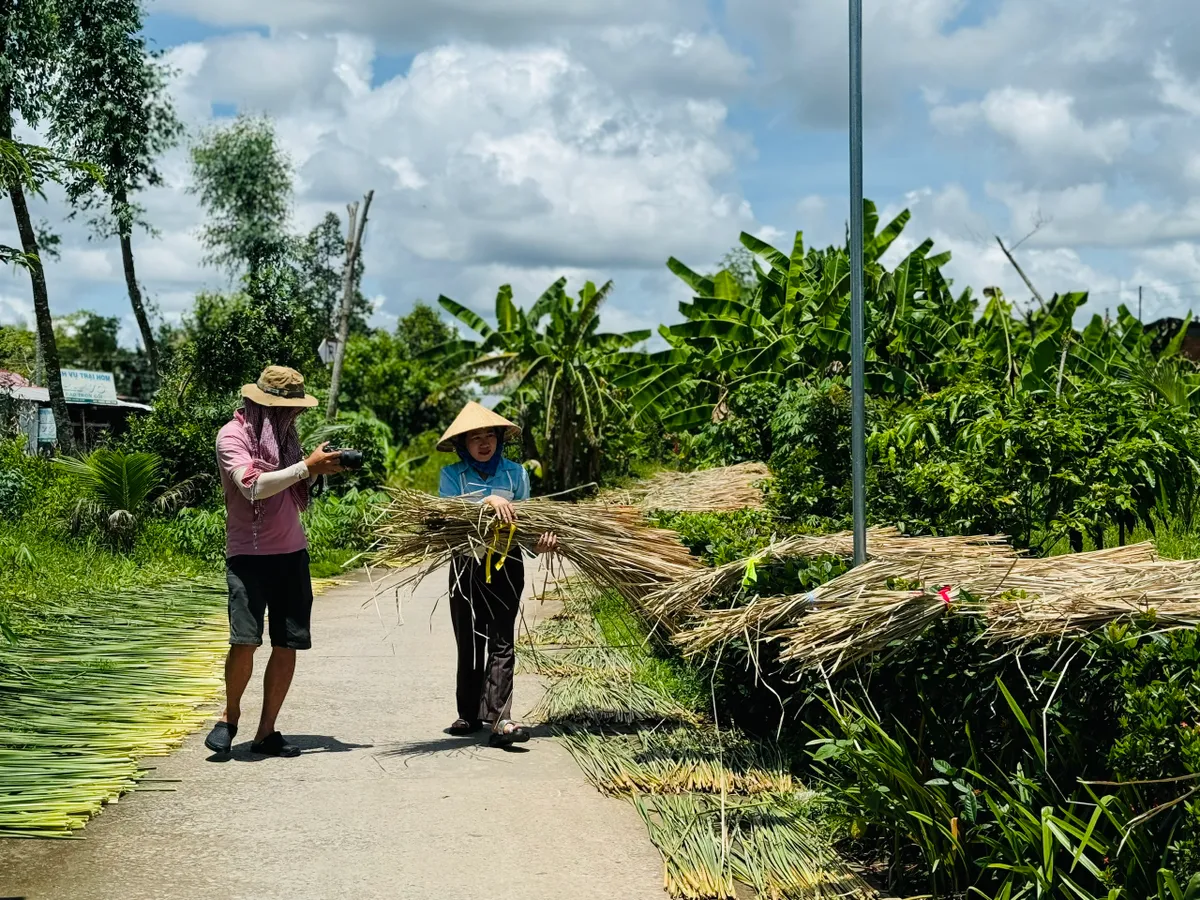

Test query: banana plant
[431,278,650,491]
[620,200,980,427]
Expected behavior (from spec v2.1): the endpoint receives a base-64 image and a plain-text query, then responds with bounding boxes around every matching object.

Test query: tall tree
[189,114,293,291]
[326,189,373,422]
[50,0,183,375]
[0,0,75,451]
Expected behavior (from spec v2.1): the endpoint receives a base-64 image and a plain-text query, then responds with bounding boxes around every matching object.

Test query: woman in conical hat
[437,402,557,747]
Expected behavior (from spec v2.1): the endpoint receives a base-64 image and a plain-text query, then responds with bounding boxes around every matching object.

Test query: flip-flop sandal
[447,718,482,736]
[488,720,530,747]
[250,731,301,758]
[204,721,237,754]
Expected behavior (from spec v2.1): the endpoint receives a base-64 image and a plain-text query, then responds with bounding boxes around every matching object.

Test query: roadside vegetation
[2,10,1200,891]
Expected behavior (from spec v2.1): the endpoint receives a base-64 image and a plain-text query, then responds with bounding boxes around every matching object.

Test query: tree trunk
[115,186,158,374]
[7,181,74,453]
[326,189,374,422]
[1068,529,1083,554]
[552,389,574,493]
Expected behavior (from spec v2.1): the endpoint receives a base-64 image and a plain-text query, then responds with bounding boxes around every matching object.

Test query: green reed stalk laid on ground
[0,581,227,838]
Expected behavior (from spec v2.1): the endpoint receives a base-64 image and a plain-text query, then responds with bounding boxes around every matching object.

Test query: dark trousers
[449,553,525,723]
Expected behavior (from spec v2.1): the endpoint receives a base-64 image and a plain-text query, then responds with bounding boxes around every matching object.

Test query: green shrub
[872,381,1200,550]
[388,429,445,495]
[300,410,391,492]
[302,487,384,557]
[694,382,778,465]
[0,466,26,520]
[650,509,782,565]
[120,362,234,489]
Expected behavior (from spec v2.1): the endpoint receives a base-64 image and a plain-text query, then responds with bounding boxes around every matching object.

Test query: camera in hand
[330,447,364,470]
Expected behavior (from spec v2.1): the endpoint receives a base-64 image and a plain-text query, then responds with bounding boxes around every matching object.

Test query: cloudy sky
[4,0,1200,345]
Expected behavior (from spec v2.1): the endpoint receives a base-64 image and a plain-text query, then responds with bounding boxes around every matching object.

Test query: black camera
[327,446,364,470]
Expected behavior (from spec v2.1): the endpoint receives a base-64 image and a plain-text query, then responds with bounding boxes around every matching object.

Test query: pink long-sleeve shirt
[216,420,309,558]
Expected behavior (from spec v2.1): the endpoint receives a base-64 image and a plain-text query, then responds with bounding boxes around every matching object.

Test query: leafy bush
[766,378,860,525]
[650,509,783,565]
[119,362,235,489]
[181,289,324,399]
[388,429,445,494]
[0,467,26,520]
[872,381,1200,550]
[693,382,779,465]
[299,410,391,492]
[337,304,469,448]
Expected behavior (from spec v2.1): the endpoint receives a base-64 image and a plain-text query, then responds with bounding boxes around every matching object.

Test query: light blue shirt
[439,457,530,502]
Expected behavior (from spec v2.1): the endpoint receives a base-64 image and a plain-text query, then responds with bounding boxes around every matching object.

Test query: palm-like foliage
[618,201,979,428]
[56,449,198,545]
[620,200,1200,429]
[433,278,650,490]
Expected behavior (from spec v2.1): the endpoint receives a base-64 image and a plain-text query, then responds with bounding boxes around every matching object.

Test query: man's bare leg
[255,647,296,742]
[222,645,256,725]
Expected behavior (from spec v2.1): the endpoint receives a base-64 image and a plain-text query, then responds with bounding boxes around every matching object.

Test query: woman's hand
[535,532,558,555]
[304,443,344,477]
[483,494,517,524]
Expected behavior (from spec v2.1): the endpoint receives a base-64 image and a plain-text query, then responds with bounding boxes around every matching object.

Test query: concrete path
[0,565,665,900]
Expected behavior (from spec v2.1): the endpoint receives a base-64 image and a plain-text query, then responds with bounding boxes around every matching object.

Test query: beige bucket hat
[241,366,319,408]
[437,401,521,452]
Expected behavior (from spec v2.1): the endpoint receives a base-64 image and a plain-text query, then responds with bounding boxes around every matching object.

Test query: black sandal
[204,721,237,755]
[250,731,301,758]
[447,718,482,736]
[488,719,530,746]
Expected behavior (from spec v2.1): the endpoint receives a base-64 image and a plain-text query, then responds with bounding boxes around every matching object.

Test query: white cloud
[2,33,757,337]
[153,0,707,51]
[985,182,1200,249]
[933,89,1131,166]
[1152,52,1200,116]
[0,294,33,328]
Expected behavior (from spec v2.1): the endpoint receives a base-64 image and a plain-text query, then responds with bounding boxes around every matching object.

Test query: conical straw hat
[437,401,521,452]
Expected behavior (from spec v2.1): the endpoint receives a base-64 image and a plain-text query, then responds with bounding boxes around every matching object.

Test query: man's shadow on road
[206,735,373,763]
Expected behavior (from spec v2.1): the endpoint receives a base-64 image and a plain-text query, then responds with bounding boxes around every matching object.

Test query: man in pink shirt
[204,366,343,759]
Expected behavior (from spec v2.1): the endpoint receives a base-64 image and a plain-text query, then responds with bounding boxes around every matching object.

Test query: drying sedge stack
[646,526,1015,631]
[984,556,1200,644]
[670,538,1200,675]
[371,489,700,602]
[601,462,770,512]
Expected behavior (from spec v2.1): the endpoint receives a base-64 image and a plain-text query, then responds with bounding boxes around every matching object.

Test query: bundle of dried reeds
[602,462,770,512]
[984,558,1200,643]
[774,588,971,674]
[642,528,1016,631]
[758,526,1017,563]
[672,593,825,658]
[726,544,1175,671]
[371,489,700,602]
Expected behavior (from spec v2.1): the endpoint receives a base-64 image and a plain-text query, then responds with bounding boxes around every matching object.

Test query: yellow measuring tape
[484,522,518,584]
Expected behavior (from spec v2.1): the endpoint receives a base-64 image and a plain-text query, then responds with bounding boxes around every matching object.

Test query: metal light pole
[849,0,867,566]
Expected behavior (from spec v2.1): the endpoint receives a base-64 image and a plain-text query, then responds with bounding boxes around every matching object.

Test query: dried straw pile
[371,489,700,602]
[602,462,770,512]
[670,539,1186,673]
[653,529,1014,642]
[984,556,1200,643]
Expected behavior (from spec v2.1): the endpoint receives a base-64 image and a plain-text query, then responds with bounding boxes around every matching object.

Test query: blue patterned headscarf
[455,427,507,478]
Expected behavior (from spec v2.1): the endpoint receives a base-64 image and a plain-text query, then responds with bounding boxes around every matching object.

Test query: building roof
[0,381,152,411]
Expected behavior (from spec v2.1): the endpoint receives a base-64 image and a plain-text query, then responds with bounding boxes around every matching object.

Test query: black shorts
[226,549,313,650]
